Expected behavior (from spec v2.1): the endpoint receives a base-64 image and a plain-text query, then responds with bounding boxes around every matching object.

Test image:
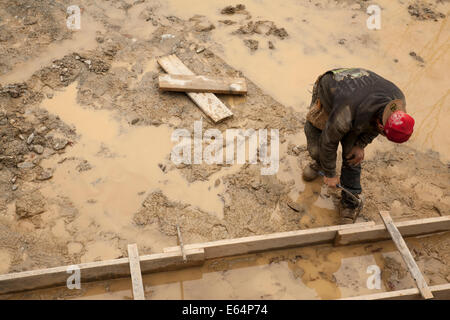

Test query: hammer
[317,170,364,222]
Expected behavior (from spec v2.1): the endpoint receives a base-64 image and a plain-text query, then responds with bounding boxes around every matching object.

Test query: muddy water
[162,0,450,161]
[38,83,242,258]
[2,0,448,300]
[1,239,418,300]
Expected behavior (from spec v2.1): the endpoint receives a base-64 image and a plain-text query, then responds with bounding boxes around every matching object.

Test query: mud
[0,0,449,299]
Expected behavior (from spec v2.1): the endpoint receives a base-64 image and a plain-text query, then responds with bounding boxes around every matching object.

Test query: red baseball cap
[384,110,415,143]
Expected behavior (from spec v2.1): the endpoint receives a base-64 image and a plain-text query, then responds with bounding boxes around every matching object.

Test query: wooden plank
[159,74,247,94]
[176,225,187,262]
[157,55,233,123]
[341,283,450,300]
[127,244,145,300]
[164,221,376,259]
[0,248,205,295]
[379,211,433,299]
[335,216,450,246]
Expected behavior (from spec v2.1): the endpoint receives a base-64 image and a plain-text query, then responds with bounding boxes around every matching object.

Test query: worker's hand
[346,146,364,166]
[323,176,339,188]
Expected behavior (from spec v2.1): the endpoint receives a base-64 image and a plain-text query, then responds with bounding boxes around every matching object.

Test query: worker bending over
[303,68,415,224]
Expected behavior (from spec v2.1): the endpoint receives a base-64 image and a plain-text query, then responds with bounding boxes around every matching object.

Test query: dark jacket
[316,68,406,177]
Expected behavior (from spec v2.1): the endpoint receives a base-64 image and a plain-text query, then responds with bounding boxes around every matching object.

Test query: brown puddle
[1,238,423,300]
[36,82,243,259]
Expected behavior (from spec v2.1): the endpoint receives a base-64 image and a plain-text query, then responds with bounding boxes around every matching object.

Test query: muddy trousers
[304,121,362,209]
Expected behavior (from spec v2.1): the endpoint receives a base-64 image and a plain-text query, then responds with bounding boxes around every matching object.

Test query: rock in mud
[234,21,288,40]
[36,169,53,181]
[219,20,236,25]
[26,133,35,145]
[287,199,305,213]
[83,57,110,74]
[0,83,28,98]
[36,126,48,135]
[244,39,259,52]
[158,163,167,173]
[17,161,35,169]
[270,26,288,39]
[221,4,246,15]
[131,118,140,125]
[76,160,92,172]
[268,41,275,50]
[52,138,68,151]
[32,144,44,154]
[15,191,46,218]
[190,15,216,32]
[194,22,215,32]
[409,51,425,63]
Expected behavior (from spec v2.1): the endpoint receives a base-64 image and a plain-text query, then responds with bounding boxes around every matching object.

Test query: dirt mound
[408,1,446,21]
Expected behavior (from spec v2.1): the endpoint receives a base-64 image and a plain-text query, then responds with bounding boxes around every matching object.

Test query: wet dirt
[0,0,449,299]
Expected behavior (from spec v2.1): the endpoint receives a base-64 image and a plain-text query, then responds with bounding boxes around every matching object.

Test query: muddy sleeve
[354,130,379,149]
[319,108,352,177]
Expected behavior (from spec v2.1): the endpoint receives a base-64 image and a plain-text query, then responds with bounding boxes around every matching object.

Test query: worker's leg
[303,121,322,181]
[303,72,330,181]
[304,121,322,163]
[340,133,362,209]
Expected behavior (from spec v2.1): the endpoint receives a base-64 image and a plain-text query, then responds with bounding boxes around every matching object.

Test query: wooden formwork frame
[0,215,449,300]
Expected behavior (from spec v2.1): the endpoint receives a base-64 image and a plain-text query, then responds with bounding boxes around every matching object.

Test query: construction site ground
[0,0,449,299]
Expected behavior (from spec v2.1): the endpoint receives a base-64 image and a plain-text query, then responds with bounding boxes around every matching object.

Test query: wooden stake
[176,225,187,263]
[379,211,433,299]
[127,244,145,300]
